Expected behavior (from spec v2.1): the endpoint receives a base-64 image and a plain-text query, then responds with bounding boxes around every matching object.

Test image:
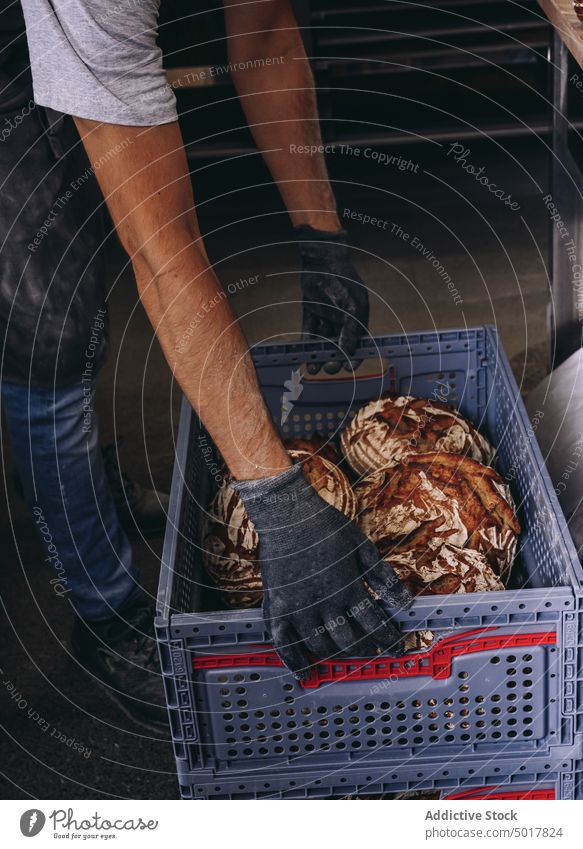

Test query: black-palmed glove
[295,225,369,374]
[232,464,412,679]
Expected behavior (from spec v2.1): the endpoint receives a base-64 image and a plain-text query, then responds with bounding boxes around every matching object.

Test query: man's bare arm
[224,0,341,232]
[74,118,291,481]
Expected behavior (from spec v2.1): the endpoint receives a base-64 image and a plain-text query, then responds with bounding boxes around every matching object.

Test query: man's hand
[233,464,412,678]
[296,226,369,375]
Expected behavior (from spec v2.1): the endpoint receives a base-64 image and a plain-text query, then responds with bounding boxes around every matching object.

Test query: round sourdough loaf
[340,395,495,476]
[355,451,519,584]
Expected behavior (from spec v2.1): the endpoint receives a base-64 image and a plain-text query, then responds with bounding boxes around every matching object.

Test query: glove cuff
[232,463,305,529]
[294,225,350,265]
[294,224,349,242]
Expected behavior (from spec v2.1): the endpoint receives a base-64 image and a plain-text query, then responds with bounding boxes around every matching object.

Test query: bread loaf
[340,395,495,476]
[202,482,263,608]
[355,451,519,584]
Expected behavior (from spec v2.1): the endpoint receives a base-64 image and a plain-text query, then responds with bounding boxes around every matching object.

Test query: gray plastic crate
[177,747,582,799]
[156,326,583,793]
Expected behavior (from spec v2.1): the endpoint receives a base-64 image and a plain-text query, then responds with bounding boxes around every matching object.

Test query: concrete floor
[0,135,551,799]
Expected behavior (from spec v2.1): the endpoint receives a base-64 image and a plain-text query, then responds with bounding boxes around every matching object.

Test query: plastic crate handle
[444,786,555,800]
[192,627,556,689]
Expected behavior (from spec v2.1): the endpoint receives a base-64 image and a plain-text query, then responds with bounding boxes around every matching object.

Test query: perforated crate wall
[485,332,576,589]
[188,627,560,768]
[176,748,582,799]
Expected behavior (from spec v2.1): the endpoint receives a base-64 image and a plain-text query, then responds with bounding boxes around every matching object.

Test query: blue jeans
[1,380,139,621]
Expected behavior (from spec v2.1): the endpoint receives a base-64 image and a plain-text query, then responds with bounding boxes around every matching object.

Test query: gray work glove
[295,225,369,374]
[232,464,412,679]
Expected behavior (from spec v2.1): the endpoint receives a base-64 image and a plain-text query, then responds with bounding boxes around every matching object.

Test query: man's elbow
[130,237,208,299]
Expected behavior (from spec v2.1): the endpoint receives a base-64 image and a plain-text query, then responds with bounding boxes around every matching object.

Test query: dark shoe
[72,597,168,729]
[101,443,170,538]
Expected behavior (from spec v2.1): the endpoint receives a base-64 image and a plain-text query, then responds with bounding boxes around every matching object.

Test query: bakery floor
[0,135,552,799]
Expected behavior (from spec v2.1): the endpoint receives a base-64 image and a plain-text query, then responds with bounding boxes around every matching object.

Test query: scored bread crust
[355,451,519,584]
[289,449,357,520]
[284,434,340,464]
[386,543,505,596]
[202,483,263,608]
[402,629,435,652]
[340,395,495,476]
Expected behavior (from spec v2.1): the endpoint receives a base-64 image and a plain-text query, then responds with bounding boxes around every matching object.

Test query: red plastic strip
[193,650,282,671]
[192,628,556,689]
[445,786,555,801]
[299,630,556,689]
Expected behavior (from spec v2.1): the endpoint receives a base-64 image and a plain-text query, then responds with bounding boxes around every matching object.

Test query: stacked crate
[156,327,583,799]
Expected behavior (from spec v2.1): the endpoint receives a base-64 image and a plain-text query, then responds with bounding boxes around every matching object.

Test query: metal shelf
[161,0,552,155]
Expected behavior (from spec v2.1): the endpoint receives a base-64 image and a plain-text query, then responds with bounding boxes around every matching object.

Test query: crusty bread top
[355,451,519,581]
[284,434,340,464]
[387,542,505,596]
[340,395,495,476]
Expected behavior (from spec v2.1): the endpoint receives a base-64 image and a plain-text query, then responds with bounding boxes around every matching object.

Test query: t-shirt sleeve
[20,0,177,126]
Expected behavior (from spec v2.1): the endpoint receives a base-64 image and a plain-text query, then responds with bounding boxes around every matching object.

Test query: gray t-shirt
[20,0,177,125]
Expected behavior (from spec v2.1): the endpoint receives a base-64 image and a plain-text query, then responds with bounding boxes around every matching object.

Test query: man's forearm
[224,0,341,232]
[73,118,290,480]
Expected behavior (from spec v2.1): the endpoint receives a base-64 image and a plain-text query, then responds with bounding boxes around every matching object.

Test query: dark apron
[0,1,109,386]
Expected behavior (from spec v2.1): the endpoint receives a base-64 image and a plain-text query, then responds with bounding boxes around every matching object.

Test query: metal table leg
[550,31,583,364]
